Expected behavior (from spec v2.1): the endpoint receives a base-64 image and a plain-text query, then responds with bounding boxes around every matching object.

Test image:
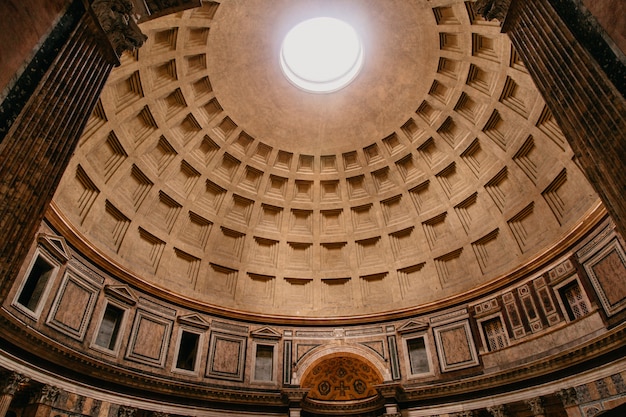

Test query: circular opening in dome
[280,17,363,93]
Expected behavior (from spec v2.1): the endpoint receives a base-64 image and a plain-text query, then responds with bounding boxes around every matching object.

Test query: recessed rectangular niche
[389,227,419,261]
[287,242,312,270]
[397,263,426,298]
[380,195,410,226]
[401,118,425,143]
[197,263,238,297]
[258,204,283,232]
[356,237,384,267]
[213,227,245,261]
[360,273,388,303]
[351,204,377,232]
[283,278,313,307]
[253,344,275,382]
[226,194,254,226]
[197,180,226,214]
[243,273,275,305]
[320,180,341,202]
[124,107,158,148]
[321,242,348,270]
[321,209,344,235]
[406,336,430,376]
[322,278,351,305]
[409,180,439,215]
[294,180,313,202]
[347,175,369,199]
[290,209,313,235]
[251,237,279,266]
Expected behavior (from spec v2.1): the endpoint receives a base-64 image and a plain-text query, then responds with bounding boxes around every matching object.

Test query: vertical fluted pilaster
[0,3,132,302]
[0,372,30,417]
[503,0,626,238]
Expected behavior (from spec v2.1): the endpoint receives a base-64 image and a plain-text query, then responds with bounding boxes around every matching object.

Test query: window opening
[95,303,124,350]
[560,280,590,320]
[254,344,274,381]
[176,331,200,371]
[17,255,55,312]
[482,317,508,351]
[407,337,429,374]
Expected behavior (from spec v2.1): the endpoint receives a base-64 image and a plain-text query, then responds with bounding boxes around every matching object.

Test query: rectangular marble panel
[584,238,626,316]
[433,320,479,372]
[46,269,99,340]
[125,309,172,367]
[206,332,246,381]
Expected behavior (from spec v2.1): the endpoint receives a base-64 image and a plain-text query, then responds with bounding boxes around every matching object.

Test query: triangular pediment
[104,284,138,305]
[37,233,71,263]
[250,326,281,339]
[177,313,211,329]
[397,319,429,334]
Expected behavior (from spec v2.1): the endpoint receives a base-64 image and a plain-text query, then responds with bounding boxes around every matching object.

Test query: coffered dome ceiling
[52,0,599,320]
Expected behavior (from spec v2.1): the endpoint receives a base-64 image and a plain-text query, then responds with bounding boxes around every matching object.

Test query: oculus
[280,17,363,93]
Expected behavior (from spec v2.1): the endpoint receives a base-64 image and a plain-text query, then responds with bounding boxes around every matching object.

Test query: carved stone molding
[91,0,148,56]
[1,372,30,396]
[487,404,507,417]
[118,405,137,417]
[474,0,512,22]
[453,412,474,417]
[525,397,545,416]
[29,384,61,406]
[557,388,579,407]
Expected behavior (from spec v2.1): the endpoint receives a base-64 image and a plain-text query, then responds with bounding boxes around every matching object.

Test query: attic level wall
[1,216,625,416]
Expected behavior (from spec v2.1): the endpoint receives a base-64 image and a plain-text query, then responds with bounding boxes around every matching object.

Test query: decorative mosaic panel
[301,356,383,401]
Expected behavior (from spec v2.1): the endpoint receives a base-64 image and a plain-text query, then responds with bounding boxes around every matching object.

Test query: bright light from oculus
[280,17,363,93]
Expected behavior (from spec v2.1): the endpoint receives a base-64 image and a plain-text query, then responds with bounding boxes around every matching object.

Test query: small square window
[94,303,124,351]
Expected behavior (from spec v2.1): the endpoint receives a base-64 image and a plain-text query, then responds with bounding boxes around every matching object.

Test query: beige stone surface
[52,0,600,318]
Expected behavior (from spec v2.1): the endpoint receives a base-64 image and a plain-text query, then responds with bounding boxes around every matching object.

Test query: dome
[51,0,599,321]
